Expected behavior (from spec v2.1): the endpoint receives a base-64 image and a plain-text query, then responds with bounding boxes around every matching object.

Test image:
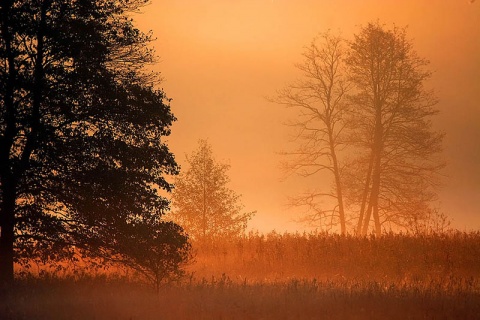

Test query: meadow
[2,231,480,319]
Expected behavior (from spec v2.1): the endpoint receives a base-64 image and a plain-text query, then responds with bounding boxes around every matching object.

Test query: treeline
[189,231,480,283]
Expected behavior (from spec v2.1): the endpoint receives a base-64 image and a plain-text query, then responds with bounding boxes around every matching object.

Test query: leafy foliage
[171,140,254,240]
[0,0,188,285]
[107,220,191,291]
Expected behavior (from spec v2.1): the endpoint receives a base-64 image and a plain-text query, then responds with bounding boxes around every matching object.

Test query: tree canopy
[171,140,254,240]
[277,22,444,235]
[0,0,189,288]
[346,22,444,235]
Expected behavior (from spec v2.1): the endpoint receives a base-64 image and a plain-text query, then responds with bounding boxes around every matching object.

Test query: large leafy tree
[0,0,187,288]
[171,140,254,240]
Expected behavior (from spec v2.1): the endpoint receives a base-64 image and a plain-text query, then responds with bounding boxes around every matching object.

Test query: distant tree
[274,32,349,234]
[0,0,188,289]
[345,22,444,236]
[171,140,254,240]
[277,23,444,235]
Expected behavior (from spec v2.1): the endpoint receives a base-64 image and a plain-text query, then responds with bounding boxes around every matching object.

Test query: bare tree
[345,22,444,236]
[277,23,444,236]
[275,32,349,234]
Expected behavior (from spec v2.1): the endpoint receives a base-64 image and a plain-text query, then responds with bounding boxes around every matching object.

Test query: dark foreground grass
[1,276,479,320]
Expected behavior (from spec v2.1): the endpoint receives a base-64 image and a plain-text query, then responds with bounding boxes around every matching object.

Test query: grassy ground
[2,232,480,319]
[2,276,479,319]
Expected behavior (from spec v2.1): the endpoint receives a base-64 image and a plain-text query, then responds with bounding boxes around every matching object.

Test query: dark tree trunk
[0,0,17,288]
[0,0,48,288]
[0,182,15,286]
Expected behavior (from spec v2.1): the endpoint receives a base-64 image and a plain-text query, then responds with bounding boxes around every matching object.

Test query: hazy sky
[135,0,480,232]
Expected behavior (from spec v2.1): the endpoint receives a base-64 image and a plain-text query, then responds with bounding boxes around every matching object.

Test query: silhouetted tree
[277,23,444,235]
[171,140,254,240]
[110,220,191,292]
[275,32,349,234]
[345,22,444,235]
[0,0,188,289]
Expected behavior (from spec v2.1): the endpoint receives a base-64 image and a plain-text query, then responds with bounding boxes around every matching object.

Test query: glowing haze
[135,0,480,233]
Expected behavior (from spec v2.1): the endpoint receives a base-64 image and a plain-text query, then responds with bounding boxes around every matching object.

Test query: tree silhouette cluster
[276,22,444,235]
[0,0,189,289]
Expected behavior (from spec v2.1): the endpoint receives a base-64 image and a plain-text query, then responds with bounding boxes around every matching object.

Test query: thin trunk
[368,95,384,237]
[202,180,206,239]
[366,152,382,236]
[202,151,207,239]
[361,196,373,235]
[329,133,346,235]
[356,151,374,235]
[325,63,346,235]
[373,202,381,236]
[362,75,383,236]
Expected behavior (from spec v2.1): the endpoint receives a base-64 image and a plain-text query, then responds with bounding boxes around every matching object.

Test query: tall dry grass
[189,231,480,283]
[2,231,479,319]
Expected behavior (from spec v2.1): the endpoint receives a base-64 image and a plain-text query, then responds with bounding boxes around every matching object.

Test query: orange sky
[135,0,480,233]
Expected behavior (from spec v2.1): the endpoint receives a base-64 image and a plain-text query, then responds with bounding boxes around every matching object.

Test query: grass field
[2,231,480,319]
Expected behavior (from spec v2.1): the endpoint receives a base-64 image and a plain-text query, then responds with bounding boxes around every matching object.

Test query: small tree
[171,140,254,240]
[110,220,191,292]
